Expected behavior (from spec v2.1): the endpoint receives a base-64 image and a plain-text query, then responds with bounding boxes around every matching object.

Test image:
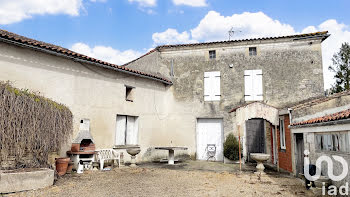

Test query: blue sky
[1,0,350,89]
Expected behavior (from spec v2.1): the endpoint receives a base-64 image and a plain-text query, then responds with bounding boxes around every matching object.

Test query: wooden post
[238,125,242,171]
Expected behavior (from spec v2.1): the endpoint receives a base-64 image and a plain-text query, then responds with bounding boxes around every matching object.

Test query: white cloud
[0,0,85,25]
[128,0,157,7]
[152,28,197,45]
[191,11,295,41]
[172,0,207,7]
[301,20,350,90]
[151,11,350,90]
[71,43,143,65]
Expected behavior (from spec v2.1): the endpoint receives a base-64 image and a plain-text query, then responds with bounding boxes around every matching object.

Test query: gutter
[0,37,173,85]
[289,118,350,129]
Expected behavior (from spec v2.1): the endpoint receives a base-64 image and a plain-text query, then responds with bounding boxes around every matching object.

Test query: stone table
[154,147,188,165]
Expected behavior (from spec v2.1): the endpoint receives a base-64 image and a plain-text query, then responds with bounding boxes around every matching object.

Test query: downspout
[275,124,279,172]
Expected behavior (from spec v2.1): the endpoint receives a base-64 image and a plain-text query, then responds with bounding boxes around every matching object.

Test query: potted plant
[223,133,241,164]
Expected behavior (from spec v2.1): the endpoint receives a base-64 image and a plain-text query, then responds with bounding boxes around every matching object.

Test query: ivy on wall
[0,81,73,169]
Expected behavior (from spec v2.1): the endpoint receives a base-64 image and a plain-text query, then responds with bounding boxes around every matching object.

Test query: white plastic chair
[97,149,120,170]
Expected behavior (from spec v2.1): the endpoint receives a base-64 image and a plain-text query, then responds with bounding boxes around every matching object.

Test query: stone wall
[128,38,325,143]
[292,93,350,124]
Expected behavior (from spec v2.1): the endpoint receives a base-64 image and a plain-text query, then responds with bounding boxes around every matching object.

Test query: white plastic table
[154,147,188,165]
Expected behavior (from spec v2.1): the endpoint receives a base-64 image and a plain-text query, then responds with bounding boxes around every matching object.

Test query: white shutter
[212,72,221,101]
[116,115,126,145]
[204,71,220,101]
[126,116,138,145]
[244,70,254,101]
[204,72,211,101]
[253,70,263,101]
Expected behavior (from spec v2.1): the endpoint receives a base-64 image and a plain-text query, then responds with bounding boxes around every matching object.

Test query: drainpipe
[288,108,293,124]
[275,124,279,172]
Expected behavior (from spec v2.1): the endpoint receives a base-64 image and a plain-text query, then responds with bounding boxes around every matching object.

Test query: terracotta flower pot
[66,162,74,174]
[55,157,70,176]
[71,143,80,152]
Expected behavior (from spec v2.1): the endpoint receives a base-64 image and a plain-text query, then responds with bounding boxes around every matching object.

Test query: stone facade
[127,35,327,162]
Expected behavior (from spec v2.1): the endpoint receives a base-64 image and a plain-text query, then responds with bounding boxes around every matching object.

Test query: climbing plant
[0,81,73,169]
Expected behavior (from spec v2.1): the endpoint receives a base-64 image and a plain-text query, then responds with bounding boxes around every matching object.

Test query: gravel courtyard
[6,162,314,197]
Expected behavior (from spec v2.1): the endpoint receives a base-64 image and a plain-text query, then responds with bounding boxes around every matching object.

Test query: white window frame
[279,117,286,150]
[244,70,263,101]
[204,71,221,101]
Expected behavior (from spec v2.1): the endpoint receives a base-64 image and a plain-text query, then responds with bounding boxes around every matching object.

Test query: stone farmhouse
[0,29,333,173]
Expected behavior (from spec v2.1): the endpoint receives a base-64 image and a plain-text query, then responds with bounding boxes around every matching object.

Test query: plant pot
[71,143,80,152]
[66,162,74,174]
[55,157,70,176]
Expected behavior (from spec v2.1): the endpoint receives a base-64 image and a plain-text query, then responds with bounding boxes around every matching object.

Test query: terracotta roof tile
[0,29,172,85]
[291,108,350,126]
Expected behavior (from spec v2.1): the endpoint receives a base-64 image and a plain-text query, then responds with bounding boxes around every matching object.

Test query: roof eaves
[0,29,172,85]
[156,31,330,50]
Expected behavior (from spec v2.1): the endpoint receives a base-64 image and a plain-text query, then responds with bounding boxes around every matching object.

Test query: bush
[223,133,241,161]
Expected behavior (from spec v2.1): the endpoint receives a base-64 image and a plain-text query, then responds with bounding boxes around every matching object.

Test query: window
[315,132,350,153]
[244,70,263,101]
[204,71,220,101]
[209,50,216,59]
[279,117,286,149]
[125,85,135,102]
[249,47,257,56]
[115,115,139,145]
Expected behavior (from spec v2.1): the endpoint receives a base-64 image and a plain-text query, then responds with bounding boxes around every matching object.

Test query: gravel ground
[5,166,314,197]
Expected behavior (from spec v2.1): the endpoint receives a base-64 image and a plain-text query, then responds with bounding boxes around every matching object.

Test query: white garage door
[196,119,223,161]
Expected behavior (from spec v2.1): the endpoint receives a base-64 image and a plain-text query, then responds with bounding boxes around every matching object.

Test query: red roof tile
[291,108,350,126]
[0,29,172,85]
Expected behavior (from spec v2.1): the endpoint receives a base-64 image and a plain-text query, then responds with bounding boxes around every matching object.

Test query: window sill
[279,148,286,152]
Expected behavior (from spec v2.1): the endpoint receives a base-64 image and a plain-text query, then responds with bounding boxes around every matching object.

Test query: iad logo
[304,150,349,195]
[304,150,348,182]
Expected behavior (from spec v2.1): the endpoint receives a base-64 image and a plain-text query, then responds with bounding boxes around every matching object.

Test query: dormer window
[209,50,216,59]
[249,47,257,56]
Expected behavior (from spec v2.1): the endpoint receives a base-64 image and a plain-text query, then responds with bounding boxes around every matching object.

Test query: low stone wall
[0,168,54,194]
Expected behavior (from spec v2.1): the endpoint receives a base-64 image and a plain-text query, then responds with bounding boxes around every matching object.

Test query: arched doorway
[233,102,279,162]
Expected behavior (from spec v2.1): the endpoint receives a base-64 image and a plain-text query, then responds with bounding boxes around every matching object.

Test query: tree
[329,42,350,93]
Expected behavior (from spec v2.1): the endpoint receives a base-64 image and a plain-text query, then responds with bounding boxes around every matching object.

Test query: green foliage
[329,42,350,93]
[223,133,241,161]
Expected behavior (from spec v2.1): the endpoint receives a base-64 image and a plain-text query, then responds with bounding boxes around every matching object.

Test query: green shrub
[223,133,241,161]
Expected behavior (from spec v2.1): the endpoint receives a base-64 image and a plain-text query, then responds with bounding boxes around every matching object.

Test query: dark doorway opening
[246,118,265,162]
[295,133,304,176]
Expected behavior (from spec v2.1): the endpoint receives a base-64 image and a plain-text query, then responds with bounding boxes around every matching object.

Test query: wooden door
[246,118,265,162]
[295,133,304,176]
